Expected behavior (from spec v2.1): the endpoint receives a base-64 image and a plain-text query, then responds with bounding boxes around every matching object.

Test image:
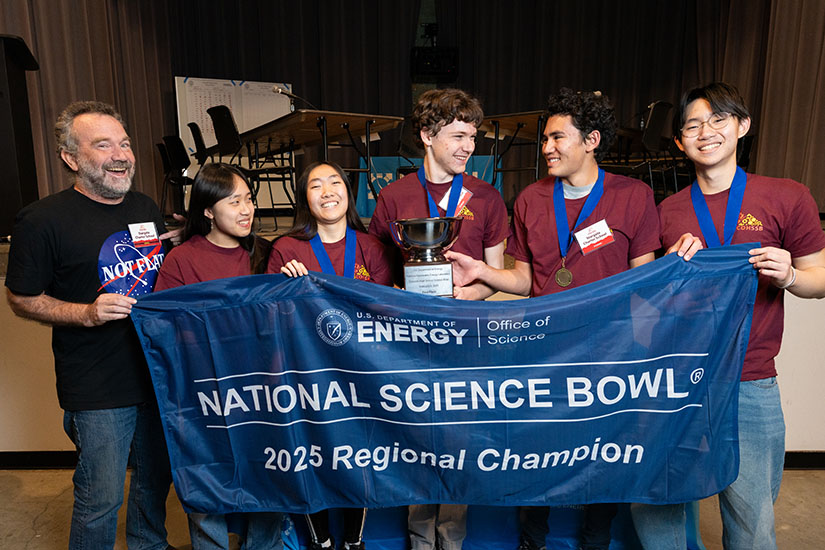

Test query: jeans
[188,512,284,550]
[631,377,785,549]
[408,504,467,550]
[63,402,172,550]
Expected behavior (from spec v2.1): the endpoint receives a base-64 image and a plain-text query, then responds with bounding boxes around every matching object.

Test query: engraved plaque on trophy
[389,217,463,297]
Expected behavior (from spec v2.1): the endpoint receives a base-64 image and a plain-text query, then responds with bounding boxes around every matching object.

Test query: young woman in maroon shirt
[267,161,392,550]
[155,163,280,550]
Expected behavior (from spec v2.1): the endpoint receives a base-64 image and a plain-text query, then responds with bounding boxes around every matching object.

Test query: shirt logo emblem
[737,213,763,232]
[354,264,371,281]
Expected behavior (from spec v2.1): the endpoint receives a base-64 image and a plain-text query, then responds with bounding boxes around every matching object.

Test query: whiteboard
[174,76,293,156]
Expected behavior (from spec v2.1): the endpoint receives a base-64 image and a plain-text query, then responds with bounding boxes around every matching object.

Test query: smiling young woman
[267,161,392,285]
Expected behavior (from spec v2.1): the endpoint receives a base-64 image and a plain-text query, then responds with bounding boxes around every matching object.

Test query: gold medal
[555,257,572,287]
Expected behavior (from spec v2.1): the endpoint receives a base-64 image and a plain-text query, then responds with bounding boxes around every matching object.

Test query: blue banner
[132,245,757,515]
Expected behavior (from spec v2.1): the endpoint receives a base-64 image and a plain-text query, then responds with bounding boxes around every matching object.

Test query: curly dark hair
[412,88,484,147]
[546,88,617,162]
[673,82,750,138]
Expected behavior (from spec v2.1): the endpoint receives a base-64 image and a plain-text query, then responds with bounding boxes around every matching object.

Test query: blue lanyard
[552,168,605,257]
[417,166,463,217]
[309,226,357,278]
[690,167,747,248]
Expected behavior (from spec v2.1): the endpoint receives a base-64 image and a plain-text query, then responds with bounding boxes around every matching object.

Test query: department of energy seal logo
[315,309,354,346]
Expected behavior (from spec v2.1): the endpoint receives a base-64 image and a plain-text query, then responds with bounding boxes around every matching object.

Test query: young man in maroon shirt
[369,88,509,550]
[369,88,510,301]
[631,82,825,550]
[447,89,660,550]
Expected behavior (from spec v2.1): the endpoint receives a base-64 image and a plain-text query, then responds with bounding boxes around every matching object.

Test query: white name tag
[129,222,161,247]
[574,219,614,255]
[437,186,473,215]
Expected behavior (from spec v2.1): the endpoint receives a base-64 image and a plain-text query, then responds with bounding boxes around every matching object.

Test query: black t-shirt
[6,188,167,411]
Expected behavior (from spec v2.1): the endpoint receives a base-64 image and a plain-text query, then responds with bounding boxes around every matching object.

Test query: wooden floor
[0,468,823,549]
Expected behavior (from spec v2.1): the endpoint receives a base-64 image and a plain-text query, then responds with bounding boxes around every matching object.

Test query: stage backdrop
[132,244,757,525]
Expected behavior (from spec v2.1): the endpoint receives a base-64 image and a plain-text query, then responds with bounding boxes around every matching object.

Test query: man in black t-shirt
[5,101,178,550]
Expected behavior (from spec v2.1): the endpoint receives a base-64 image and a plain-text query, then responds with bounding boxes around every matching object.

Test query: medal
[552,169,605,288]
[555,258,573,287]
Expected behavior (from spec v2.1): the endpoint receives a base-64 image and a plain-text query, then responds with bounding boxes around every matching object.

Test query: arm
[749,247,825,299]
[6,287,136,328]
[446,250,533,296]
[452,241,505,301]
[629,252,655,268]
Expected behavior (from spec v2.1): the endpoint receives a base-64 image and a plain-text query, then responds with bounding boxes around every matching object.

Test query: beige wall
[0,278,72,451]
[776,294,825,451]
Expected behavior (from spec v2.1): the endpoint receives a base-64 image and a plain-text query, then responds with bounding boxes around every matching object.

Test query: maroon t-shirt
[267,231,393,286]
[659,173,825,381]
[369,172,510,262]
[155,234,252,291]
[506,172,661,297]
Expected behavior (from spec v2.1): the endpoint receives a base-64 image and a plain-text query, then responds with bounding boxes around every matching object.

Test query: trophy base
[404,262,453,297]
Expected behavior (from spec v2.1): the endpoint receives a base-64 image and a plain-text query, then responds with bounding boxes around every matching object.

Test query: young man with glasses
[631,82,825,549]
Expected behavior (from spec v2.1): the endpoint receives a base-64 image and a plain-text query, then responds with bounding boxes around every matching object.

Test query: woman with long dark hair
[267,161,393,550]
[155,163,281,550]
[268,161,391,286]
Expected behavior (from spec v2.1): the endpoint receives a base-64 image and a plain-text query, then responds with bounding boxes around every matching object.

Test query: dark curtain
[695,0,771,151]
[756,0,825,210]
[164,0,421,153]
[0,0,420,202]
[0,0,174,199]
[433,0,705,200]
[3,0,825,209]
[436,0,701,129]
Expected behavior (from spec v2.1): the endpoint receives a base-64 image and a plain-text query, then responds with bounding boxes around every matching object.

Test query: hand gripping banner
[131,245,757,514]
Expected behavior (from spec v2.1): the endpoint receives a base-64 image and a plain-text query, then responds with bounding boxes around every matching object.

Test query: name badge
[129,222,161,247]
[574,219,614,255]
[438,186,473,215]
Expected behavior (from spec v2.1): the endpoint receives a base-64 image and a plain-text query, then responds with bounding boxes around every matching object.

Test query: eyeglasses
[680,113,733,138]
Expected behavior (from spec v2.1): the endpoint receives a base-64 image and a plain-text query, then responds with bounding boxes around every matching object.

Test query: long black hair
[183,162,255,249]
[284,161,366,240]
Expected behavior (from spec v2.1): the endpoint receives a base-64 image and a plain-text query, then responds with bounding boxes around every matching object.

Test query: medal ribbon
[553,168,606,258]
[309,226,357,278]
[690,167,747,248]
[417,166,463,218]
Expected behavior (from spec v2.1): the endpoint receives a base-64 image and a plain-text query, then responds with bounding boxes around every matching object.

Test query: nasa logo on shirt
[97,223,165,297]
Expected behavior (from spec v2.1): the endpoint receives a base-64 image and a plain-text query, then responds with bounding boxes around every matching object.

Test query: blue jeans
[631,377,785,549]
[63,403,172,550]
[188,512,284,550]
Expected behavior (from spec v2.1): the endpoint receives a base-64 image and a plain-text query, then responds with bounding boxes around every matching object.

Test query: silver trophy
[389,217,463,296]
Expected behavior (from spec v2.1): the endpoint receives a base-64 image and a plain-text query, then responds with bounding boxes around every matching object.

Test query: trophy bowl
[389,217,463,296]
[389,217,463,263]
